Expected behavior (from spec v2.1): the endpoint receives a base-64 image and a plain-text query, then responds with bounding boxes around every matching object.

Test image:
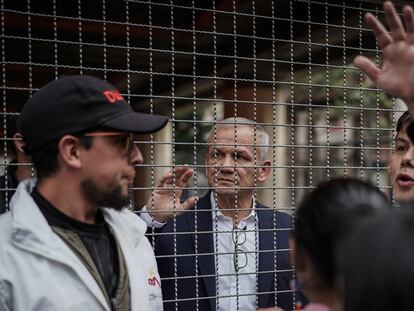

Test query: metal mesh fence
[0,0,401,310]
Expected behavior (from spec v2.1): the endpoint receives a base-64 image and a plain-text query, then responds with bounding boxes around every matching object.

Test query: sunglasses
[83,131,135,155]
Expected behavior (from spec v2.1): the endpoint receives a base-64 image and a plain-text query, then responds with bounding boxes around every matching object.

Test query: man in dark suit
[144,118,296,311]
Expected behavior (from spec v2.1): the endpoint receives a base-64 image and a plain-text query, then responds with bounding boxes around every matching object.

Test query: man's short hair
[396,111,412,133]
[206,117,269,161]
[396,111,414,144]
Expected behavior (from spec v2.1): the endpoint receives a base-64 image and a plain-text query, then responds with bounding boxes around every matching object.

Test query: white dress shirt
[211,192,258,311]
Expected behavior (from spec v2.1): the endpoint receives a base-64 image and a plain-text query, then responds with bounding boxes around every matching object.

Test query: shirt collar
[210,191,256,223]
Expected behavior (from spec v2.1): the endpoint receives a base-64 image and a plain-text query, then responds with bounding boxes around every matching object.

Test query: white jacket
[0,179,163,311]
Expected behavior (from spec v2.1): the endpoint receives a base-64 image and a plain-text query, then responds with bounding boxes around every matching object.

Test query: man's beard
[81,177,130,210]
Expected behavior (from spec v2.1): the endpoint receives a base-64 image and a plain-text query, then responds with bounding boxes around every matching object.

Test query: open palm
[354,2,414,113]
[146,166,197,223]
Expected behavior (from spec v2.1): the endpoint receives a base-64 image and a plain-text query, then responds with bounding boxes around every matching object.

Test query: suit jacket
[154,191,295,311]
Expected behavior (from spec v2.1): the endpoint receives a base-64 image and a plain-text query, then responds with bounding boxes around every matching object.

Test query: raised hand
[146,166,197,223]
[354,1,414,114]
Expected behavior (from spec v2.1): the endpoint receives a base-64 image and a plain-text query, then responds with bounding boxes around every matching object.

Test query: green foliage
[293,66,394,127]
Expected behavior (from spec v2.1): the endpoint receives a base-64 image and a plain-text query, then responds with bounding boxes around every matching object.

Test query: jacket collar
[186,191,276,310]
[103,208,150,311]
[10,179,147,250]
[186,192,216,310]
[10,179,58,252]
[9,179,148,310]
[209,191,257,224]
[102,207,146,247]
[186,191,277,309]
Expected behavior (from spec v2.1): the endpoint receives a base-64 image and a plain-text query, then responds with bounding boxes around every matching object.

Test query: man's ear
[58,135,83,169]
[257,160,271,182]
[13,133,26,155]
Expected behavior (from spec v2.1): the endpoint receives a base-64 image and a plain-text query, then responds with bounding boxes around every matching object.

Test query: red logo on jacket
[147,267,161,287]
[103,90,124,103]
[148,276,161,287]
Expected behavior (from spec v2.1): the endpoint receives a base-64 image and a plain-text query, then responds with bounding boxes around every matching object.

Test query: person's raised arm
[144,166,197,224]
[354,1,414,115]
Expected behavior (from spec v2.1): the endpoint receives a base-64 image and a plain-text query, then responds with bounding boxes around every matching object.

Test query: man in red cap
[0,75,169,310]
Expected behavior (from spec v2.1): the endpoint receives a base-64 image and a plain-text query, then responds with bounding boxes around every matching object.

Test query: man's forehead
[214,125,256,138]
[208,143,252,151]
[206,142,257,158]
[218,124,253,131]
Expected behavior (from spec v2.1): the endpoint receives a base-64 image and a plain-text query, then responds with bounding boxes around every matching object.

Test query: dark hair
[293,177,391,288]
[396,111,414,143]
[340,208,414,311]
[31,135,93,181]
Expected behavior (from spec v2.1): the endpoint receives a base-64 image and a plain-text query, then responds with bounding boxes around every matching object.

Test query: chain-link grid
[0,0,398,310]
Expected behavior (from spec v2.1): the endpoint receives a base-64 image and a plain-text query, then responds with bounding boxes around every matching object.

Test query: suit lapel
[187,193,216,311]
[257,205,275,307]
